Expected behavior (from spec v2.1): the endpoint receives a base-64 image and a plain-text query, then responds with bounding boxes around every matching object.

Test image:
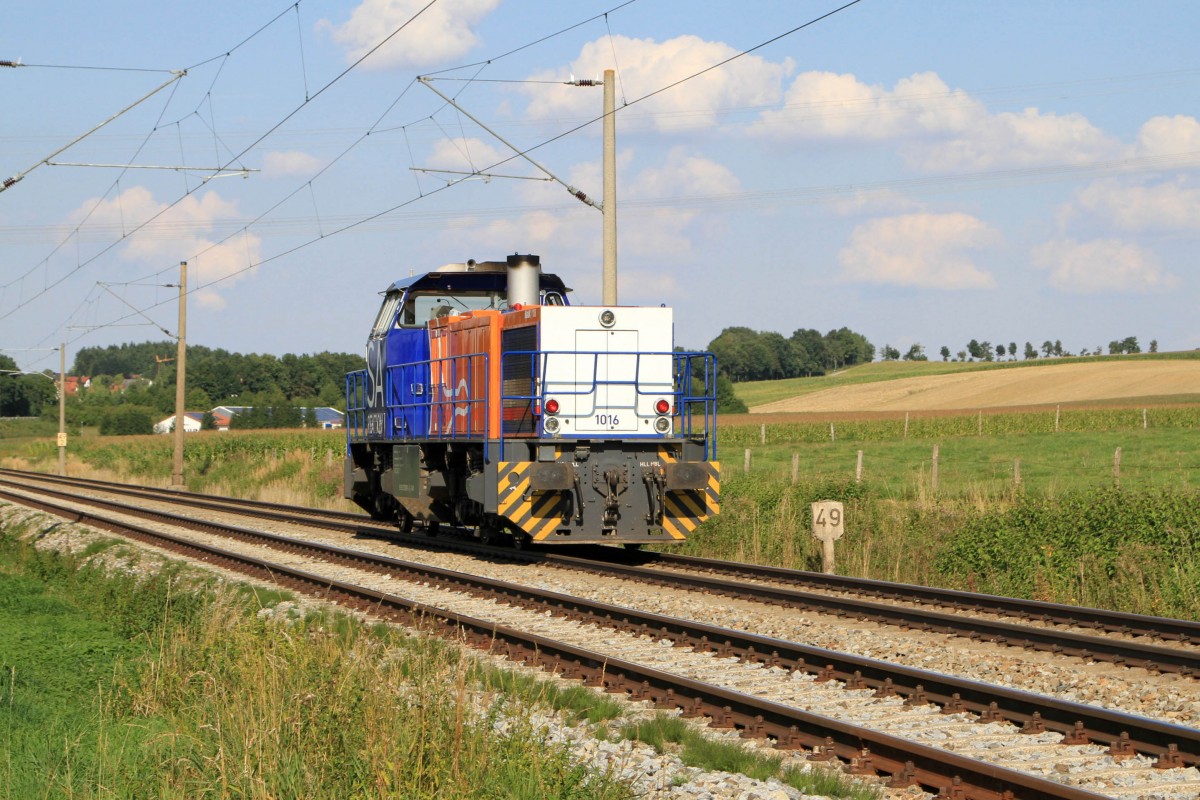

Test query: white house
[153,412,205,434]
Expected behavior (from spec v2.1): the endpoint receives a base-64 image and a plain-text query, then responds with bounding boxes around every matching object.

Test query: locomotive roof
[386,260,570,294]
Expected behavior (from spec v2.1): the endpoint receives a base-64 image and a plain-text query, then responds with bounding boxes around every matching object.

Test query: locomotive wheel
[425,521,440,537]
[370,492,397,523]
[511,532,532,550]
[398,508,414,533]
[478,516,502,546]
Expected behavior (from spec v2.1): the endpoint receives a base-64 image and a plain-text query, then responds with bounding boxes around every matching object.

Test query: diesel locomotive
[344,254,720,547]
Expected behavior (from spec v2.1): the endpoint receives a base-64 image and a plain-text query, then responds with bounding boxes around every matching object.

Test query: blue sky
[3,0,1199,374]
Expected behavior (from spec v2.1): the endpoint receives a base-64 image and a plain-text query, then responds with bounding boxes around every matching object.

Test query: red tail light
[655,398,670,415]
[545,398,560,415]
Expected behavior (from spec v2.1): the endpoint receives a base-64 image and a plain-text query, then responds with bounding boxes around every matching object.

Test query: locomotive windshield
[403,289,505,326]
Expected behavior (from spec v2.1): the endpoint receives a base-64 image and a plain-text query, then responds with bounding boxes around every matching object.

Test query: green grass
[0,513,888,799]
[733,350,1200,409]
[0,522,634,799]
[620,715,880,800]
[726,426,1200,498]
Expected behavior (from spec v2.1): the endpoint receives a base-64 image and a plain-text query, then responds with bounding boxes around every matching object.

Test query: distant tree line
[880,336,1157,362]
[706,327,875,382]
[73,341,359,406]
[1,341,362,433]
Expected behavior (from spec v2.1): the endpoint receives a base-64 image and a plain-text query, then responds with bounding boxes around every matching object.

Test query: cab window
[370,292,402,337]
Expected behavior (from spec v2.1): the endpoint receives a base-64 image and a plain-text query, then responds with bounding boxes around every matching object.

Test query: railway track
[2,469,1197,676]
[2,474,1200,798]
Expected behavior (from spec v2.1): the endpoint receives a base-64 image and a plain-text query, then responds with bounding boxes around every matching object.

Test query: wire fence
[722,406,1200,494]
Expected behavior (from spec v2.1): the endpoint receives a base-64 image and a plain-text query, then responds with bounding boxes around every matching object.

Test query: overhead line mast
[417,69,619,304]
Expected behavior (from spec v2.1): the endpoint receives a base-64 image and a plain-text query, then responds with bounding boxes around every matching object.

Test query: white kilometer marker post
[811,500,845,575]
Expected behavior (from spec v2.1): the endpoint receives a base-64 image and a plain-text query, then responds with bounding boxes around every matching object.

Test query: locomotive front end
[495,304,720,544]
[345,254,719,548]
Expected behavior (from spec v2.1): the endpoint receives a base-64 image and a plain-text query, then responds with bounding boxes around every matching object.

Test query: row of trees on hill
[879,337,1157,362]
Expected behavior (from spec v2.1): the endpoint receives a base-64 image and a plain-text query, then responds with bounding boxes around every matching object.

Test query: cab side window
[371,292,402,336]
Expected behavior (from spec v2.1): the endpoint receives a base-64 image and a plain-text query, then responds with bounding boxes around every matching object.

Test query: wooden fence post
[830,423,835,442]
[1143,409,1148,430]
[855,450,864,484]
[744,448,751,474]
[931,444,940,494]
[791,452,799,485]
[1055,405,1060,433]
[904,412,910,439]
[1113,447,1122,487]
[760,424,766,445]
[1013,458,1021,488]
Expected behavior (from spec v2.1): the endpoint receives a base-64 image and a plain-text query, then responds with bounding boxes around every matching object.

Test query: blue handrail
[346,348,717,460]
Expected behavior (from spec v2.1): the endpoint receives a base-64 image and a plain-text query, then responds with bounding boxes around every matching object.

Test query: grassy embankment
[0,518,878,799]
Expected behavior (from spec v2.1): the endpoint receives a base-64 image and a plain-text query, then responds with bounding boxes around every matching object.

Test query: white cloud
[522,35,793,132]
[1072,177,1200,232]
[1032,238,1178,293]
[262,150,324,178]
[755,71,978,140]
[922,106,1114,170]
[318,0,499,70]
[838,212,999,289]
[1134,115,1200,156]
[68,186,262,308]
[752,70,1118,171]
[621,148,740,256]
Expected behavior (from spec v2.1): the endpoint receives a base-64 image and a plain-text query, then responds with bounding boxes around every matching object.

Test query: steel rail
[0,485,1116,800]
[2,481,1196,771]
[637,550,1200,645]
[3,469,1198,673]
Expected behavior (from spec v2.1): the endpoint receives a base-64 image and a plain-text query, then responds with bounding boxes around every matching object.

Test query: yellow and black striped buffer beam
[659,448,720,540]
[497,461,569,541]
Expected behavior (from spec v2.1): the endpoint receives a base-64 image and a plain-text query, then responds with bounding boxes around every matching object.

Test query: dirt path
[751,360,1200,413]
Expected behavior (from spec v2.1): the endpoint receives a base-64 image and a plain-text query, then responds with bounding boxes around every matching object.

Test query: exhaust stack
[507,253,541,307]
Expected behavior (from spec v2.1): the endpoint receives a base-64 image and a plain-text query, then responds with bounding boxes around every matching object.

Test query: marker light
[544,417,561,434]
[654,417,671,433]
[545,398,560,415]
[654,398,670,415]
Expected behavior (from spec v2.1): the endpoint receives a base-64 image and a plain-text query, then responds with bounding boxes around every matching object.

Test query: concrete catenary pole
[602,68,617,306]
[57,343,66,476]
[171,261,187,488]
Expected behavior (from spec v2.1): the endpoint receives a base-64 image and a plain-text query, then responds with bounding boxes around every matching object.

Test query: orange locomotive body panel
[499,306,541,437]
[429,310,502,437]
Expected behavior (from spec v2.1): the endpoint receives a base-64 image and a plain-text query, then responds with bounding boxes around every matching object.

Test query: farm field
[736,351,1200,411]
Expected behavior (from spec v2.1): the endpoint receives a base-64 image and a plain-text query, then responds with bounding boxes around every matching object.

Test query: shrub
[99,406,155,436]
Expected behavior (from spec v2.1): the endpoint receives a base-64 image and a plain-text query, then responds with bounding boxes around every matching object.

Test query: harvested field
[751,360,1200,413]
